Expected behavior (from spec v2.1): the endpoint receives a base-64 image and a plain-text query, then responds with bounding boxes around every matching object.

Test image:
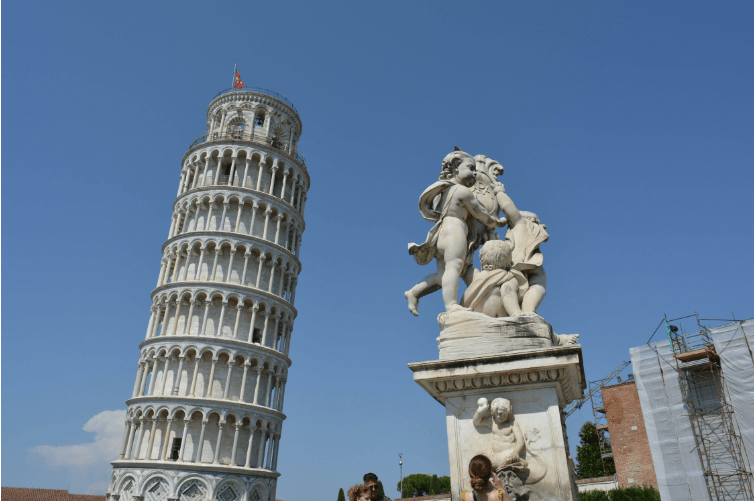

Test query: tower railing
[213,87,299,114]
[188,130,307,169]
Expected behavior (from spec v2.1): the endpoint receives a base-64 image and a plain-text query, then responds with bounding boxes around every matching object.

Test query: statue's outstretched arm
[494,185,522,228]
[473,398,492,426]
[459,188,502,231]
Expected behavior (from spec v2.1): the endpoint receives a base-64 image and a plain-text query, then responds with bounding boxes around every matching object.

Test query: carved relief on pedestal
[471,398,548,500]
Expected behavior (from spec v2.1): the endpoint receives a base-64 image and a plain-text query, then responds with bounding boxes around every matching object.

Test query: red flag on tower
[234,67,244,89]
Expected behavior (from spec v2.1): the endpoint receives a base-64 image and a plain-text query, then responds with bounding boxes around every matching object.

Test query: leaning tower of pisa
[107,86,309,501]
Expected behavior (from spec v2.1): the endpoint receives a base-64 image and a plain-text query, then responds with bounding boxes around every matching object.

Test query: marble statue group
[404,147,584,500]
[405,147,550,320]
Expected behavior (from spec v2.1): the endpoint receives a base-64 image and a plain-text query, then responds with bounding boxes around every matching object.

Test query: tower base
[106,463,278,501]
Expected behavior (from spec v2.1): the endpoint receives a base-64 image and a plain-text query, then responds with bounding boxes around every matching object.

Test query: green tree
[337,487,345,501]
[438,476,451,494]
[376,481,386,499]
[429,474,439,495]
[575,421,616,479]
[397,474,451,498]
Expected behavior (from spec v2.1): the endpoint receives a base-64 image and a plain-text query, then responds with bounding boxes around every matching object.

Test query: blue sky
[2,1,753,499]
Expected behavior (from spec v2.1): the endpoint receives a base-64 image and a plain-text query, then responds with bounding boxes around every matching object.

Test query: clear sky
[2,1,753,500]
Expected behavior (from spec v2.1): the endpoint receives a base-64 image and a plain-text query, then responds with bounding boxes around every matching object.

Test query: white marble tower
[107,86,310,501]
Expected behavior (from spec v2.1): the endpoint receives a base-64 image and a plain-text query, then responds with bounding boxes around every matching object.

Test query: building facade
[106,86,310,501]
[601,381,658,489]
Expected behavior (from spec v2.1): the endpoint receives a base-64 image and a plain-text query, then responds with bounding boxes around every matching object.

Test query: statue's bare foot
[446,304,467,313]
[405,290,420,316]
[556,334,579,346]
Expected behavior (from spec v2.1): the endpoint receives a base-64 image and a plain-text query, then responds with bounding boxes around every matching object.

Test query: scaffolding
[668,315,754,501]
[587,361,631,474]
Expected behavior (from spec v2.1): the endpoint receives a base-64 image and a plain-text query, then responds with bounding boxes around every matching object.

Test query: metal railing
[213,86,298,114]
[188,130,307,169]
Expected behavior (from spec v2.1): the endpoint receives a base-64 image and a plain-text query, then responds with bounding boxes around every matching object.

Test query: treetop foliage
[575,421,616,479]
[396,473,451,498]
[578,486,660,500]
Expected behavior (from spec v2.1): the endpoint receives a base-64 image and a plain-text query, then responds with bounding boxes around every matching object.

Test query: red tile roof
[1,487,106,501]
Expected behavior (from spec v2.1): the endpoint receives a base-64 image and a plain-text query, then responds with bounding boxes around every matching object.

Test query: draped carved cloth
[408,180,478,266]
[505,218,548,271]
[460,269,519,312]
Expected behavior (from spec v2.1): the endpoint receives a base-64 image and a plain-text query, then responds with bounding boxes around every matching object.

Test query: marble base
[409,346,585,501]
[437,311,555,360]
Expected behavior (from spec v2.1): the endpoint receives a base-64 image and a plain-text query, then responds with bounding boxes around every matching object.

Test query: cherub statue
[494,186,549,314]
[405,148,504,315]
[473,397,549,497]
[473,398,527,474]
[461,239,579,345]
[460,240,522,318]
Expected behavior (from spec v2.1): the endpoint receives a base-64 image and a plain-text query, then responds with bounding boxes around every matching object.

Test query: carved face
[492,405,511,424]
[456,159,477,187]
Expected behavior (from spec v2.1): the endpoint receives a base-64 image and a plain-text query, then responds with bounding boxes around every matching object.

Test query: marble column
[160,418,173,461]
[212,421,225,464]
[172,357,185,395]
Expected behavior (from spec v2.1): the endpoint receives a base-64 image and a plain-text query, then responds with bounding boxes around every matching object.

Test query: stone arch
[247,482,265,501]
[176,477,209,501]
[213,478,246,501]
[140,473,172,501]
[118,476,137,501]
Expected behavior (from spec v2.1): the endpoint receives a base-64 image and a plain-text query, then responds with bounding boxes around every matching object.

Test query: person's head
[479,241,513,271]
[468,454,493,492]
[441,147,476,187]
[490,398,512,424]
[362,473,379,500]
[347,484,371,501]
[474,155,504,180]
[520,211,546,229]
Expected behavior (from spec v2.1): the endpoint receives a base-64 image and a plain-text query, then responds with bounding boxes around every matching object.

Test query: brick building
[601,381,658,489]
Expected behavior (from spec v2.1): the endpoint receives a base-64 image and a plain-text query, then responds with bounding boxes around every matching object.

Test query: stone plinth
[438,312,555,361]
[409,346,585,501]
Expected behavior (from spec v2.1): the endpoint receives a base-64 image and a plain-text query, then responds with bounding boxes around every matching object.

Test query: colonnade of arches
[131,346,288,412]
[177,149,308,217]
[168,192,303,258]
[120,405,281,473]
[157,238,298,304]
[145,289,293,354]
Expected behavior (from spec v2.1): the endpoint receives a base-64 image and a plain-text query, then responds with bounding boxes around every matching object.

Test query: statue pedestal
[409,345,585,501]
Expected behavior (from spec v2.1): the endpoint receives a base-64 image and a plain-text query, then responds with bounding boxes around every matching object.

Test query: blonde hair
[347,484,370,501]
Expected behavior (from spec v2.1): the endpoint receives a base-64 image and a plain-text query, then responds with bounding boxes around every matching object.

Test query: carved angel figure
[473,398,528,473]
[405,148,504,316]
[472,397,549,498]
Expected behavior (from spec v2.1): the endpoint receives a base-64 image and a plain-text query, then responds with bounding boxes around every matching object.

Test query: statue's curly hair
[480,240,513,271]
[347,483,371,501]
[440,147,475,181]
[469,454,493,491]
